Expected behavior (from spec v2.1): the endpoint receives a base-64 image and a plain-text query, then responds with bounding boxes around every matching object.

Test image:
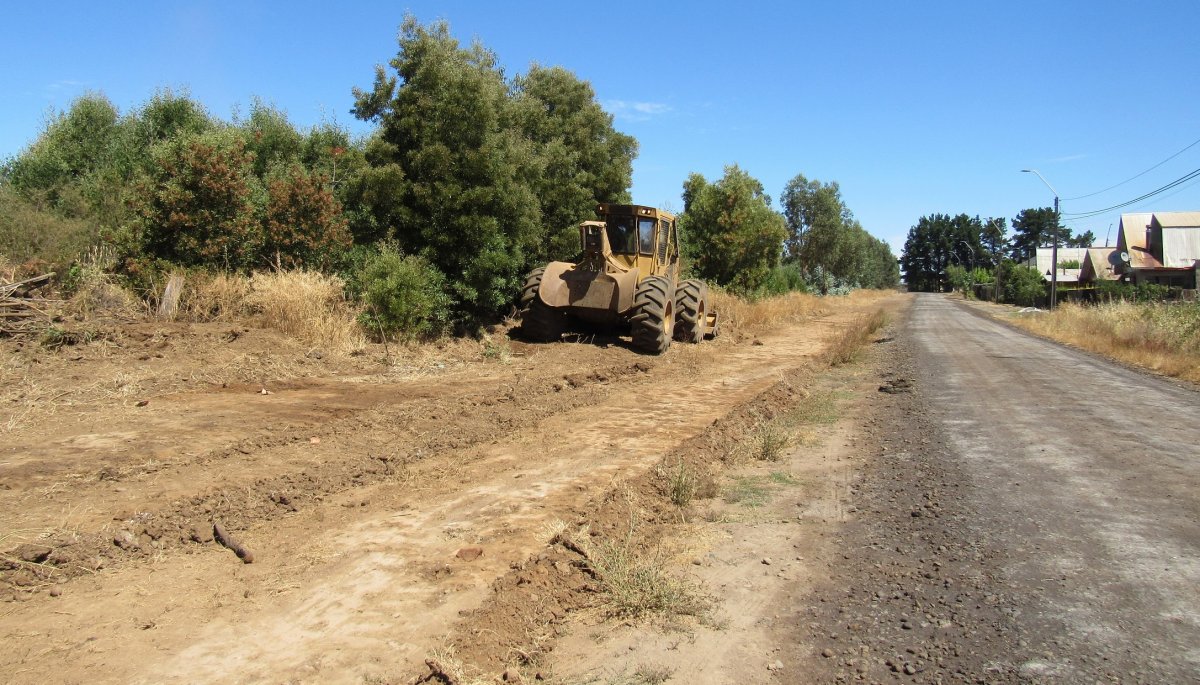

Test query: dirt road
[801,293,1200,683]
[0,292,897,684]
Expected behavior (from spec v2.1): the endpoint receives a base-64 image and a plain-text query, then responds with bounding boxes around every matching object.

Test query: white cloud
[605,99,672,121]
[43,80,89,100]
[1047,153,1087,164]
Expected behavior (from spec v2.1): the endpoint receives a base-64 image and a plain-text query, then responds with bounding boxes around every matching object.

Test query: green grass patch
[768,471,798,485]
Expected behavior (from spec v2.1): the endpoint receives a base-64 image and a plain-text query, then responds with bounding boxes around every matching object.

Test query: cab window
[657,220,670,261]
[638,217,656,255]
[605,215,638,254]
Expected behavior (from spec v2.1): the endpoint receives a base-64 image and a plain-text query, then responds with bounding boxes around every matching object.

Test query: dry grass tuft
[182,271,253,321]
[751,422,790,461]
[1010,301,1200,383]
[246,270,365,354]
[659,461,696,508]
[820,308,887,366]
[709,289,828,339]
[64,272,140,319]
[586,534,709,619]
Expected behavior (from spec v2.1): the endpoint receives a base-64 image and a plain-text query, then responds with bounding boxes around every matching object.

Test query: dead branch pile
[0,273,57,336]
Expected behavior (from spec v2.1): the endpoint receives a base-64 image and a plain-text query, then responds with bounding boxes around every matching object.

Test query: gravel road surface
[807,293,1199,683]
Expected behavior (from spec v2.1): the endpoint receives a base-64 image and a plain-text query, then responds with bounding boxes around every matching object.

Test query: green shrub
[996,261,1046,306]
[947,265,995,293]
[0,185,97,267]
[1096,280,1174,303]
[354,247,452,340]
[755,262,809,298]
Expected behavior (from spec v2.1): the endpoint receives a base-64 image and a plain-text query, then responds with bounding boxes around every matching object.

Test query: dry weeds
[181,271,253,321]
[246,270,365,354]
[585,532,709,620]
[710,289,828,339]
[820,308,888,366]
[1009,301,1200,383]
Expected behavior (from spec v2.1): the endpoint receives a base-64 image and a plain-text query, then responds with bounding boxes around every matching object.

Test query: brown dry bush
[246,270,364,353]
[64,270,140,320]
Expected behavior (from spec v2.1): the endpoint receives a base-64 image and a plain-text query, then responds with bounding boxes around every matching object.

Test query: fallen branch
[0,273,54,298]
[415,658,460,685]
[212,521,255,564]
[549,531,591,560]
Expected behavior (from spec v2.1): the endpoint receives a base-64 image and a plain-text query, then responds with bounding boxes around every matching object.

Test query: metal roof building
[1114,211,1200,288]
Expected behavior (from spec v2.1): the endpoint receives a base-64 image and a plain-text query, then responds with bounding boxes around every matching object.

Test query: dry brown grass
[246,270,365,354]
[820,307,888,367]
[64,271,140,319]
[181,271,253,321]
[710,289,828,339]
[1009,301,1200,383]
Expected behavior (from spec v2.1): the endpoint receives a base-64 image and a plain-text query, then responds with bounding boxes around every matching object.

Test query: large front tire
[519,267,565,342]
[630,275,674,354]
[673,279,708,344]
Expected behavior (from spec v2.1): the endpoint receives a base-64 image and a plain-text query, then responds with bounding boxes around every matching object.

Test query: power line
[1062,135,1200,201]
[1062,166,1200,219]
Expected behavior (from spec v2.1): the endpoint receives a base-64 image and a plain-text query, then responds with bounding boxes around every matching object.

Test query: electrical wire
[1062,167,1200,219]
[1062,135,1200,201]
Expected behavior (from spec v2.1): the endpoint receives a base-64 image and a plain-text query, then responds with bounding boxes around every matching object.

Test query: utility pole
[1021,169,1060,310]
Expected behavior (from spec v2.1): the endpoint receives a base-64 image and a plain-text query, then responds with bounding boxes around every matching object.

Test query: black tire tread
[673,279,707,343]
[631,275,673,353]
[519,267,565,342]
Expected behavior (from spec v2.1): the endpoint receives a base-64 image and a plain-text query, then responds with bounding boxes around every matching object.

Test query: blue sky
[3,1,1199,254]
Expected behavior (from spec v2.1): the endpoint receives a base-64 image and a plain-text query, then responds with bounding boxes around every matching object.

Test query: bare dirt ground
[1,291,904,684]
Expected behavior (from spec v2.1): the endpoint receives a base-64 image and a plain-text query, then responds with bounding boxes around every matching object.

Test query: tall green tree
[901,213,992,291]
[240,99,305,179]
[511,65,637,263]
[980,217,1008,265]
[780,173,898,292]
[780,174,849,264]
[679,164,787,294]
[1065,229,1096,248]
[352,16,543,320]
[1009,207,1069,261]
[5,93,121,212]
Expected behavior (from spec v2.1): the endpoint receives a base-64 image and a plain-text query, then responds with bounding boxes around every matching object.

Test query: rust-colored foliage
[263,166,351,269]
[132,136,260,269]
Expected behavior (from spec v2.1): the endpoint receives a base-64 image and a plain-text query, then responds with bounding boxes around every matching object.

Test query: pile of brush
[0,272,56,335]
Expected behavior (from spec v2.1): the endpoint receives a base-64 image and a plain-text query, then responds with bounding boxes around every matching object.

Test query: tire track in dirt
[0,295,896,685]
[0,355,652,588]
[135,307,878,684]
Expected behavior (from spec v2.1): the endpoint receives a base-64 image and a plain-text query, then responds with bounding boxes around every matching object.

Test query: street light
[1021,168,1060,310]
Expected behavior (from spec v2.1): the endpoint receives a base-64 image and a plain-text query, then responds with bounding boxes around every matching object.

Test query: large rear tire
[673,279,708,344]
[630,275,674,354]
[519,267,565,342]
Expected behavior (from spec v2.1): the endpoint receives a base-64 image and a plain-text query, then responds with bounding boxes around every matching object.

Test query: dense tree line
[3,15,897,335]
[779,174,899,293]
[2,17,635,326]
[675,166,899,297]
[902,208,1096,292]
